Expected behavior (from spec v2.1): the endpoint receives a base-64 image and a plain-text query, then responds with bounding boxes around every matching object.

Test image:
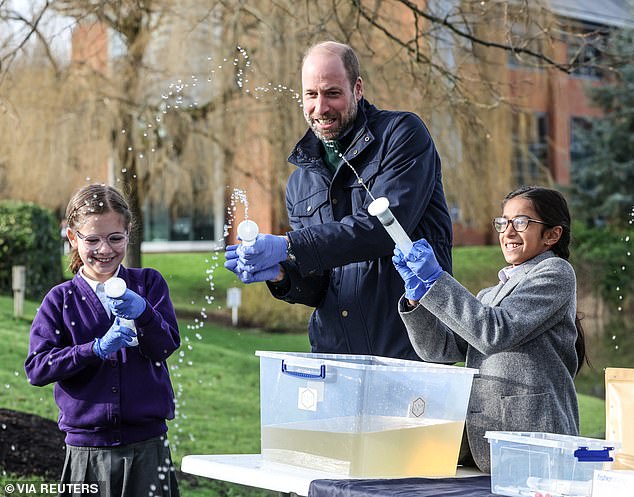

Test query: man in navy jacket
[225,41,452,360]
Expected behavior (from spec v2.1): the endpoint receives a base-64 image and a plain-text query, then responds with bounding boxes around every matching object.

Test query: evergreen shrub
[571,221,633,304]
[0,201,62,299]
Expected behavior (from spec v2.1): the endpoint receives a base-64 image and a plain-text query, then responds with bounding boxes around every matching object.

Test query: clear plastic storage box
[485,431,620,497]
[256,351,478,478]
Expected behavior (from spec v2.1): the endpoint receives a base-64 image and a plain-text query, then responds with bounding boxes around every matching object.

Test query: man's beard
[304,98,358,141]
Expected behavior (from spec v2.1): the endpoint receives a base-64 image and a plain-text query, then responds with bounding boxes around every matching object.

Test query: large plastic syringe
[104,277,139,346]
[368,197,413,255]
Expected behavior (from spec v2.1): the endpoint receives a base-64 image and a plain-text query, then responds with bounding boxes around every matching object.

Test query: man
[225,41,452,360]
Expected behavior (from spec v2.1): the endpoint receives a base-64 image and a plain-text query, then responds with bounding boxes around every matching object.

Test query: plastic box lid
[485,431,621,452]
[256,350,479,375]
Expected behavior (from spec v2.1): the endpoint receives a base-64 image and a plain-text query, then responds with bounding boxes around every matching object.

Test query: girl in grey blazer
[393,186,587,473]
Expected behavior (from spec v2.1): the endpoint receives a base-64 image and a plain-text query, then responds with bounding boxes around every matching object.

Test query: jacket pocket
[501,391,558,433]
[290,189,330,227]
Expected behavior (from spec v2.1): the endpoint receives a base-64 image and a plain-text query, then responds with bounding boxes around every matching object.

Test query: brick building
[69,1,632,249]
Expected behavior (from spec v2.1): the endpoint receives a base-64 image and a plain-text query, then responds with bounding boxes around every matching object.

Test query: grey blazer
[399,251,580,472]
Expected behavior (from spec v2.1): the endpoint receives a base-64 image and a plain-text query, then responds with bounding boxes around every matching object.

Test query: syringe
[368,197,413,255]
[237,220,259,246]
[104,277,139,346]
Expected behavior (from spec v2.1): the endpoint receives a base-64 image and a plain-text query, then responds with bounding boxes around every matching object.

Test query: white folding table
[181,454,485,497]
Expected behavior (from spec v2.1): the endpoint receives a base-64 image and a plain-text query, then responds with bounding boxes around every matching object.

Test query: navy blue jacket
[269,98,452,359]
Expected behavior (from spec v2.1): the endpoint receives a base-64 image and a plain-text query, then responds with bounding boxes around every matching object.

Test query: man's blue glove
[392,248,427,301]
[108,289,146,320]
[93,318,137,359]
[224,243,240,276]
[236,234,288,272]
[235,261,283,284]
[405,239,444,286]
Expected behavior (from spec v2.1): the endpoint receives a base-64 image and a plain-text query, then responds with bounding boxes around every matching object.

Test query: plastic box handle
[574,446,615,462]
[281,360,326,379]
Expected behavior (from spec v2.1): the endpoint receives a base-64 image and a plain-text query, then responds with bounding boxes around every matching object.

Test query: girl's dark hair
[65,184,132,274]
[503,185,589,374]
[503,185,571,259]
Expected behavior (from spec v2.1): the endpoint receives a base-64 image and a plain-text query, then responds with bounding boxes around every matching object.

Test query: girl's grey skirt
[60,435,180,497]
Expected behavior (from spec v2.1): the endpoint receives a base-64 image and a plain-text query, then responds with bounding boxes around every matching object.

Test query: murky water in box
[262,416,464,477]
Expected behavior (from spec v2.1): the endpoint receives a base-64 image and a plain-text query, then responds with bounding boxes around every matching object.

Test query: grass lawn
[3,246,607,495]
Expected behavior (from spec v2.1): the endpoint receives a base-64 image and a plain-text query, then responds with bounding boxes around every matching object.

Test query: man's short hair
[303,41,360,91]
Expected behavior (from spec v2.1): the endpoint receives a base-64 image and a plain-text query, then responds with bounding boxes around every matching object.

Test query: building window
[512,112,549,185]
[566,21,608,79]
[143,200,215,242]
[570,116,593,169]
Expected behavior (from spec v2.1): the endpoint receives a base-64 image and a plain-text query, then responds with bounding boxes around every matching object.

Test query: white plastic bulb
[104,277,127,298]
[103,277,138,346]
[368,197,413,255]
[237,219,259,246]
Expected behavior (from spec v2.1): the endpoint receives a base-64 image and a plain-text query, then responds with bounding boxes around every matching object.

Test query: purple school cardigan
[25,266,180,447]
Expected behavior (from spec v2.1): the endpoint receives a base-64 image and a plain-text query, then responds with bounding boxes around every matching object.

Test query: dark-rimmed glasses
[75,231,129,249]
[492,216,550,233]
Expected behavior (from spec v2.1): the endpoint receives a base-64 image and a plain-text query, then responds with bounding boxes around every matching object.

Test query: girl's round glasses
[492,216,550,233]
[75,231,129,249]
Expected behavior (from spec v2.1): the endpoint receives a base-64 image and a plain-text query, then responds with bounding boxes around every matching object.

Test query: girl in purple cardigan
[25,184,180,497]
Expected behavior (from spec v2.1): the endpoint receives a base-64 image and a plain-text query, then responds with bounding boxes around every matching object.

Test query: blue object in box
[485,431,621,497]
[256,351,478,478]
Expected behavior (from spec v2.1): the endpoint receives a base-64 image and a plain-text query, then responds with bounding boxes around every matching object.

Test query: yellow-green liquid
[262,416,464,477]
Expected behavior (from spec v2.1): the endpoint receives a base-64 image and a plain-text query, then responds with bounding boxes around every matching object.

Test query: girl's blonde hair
[65,184,132,274]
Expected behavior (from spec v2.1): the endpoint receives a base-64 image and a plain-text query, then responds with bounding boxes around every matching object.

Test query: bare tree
[0,0,616,257]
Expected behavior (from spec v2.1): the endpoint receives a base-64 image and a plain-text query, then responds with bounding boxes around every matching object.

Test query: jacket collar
[489,251,557,304]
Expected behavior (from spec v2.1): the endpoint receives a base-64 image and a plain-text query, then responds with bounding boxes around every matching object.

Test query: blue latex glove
[235,260,283,284]
[236,234,288,272]
[224,243,240,276]
[392,248,427,301]
[405,239,444,285]
[108,288,146,320]
[93,318,137,359]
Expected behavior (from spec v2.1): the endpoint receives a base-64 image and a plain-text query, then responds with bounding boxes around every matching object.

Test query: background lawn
[2,246,610,496]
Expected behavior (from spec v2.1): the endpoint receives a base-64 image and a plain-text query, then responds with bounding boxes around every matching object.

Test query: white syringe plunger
[104,277,127,298]
[237,220,259,246]
[103,277,138,346]
[368,197,413,255]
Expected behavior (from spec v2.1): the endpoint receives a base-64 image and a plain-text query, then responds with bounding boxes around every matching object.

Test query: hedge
[0,201,63,299]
